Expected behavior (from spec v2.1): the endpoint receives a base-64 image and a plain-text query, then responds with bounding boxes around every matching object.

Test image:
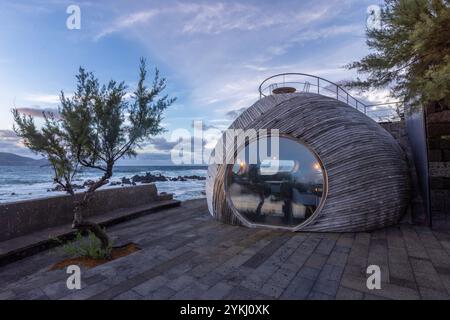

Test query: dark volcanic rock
[131,172,168,184]
[50,183,85,192]
[116,172,207,185]
[121,177,132,185]
[170,176,187,182]
[83,180,95,188]
[170,175,205,181]
[184,175,206,181]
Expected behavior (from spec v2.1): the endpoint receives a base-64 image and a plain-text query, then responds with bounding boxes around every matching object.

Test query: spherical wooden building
[206,76,410,232]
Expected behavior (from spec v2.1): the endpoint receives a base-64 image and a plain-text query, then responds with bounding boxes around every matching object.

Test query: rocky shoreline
[48,172,206,192]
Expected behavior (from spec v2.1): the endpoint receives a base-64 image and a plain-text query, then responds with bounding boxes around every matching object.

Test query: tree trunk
[256,190,265,216]
[72,200,111,257]
[72,169,112,257]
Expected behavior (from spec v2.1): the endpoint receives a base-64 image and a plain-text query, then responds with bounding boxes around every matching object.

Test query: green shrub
[59,230,112,260]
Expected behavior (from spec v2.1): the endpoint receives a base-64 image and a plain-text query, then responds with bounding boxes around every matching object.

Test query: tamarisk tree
[346,0,450,108]
[13,58,175,252]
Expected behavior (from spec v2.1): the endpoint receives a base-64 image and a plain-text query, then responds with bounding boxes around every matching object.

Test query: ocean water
[0,165,208,203]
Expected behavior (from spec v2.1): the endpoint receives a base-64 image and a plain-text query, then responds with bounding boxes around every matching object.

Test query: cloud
[15,107,60,119]
[180,2,281,35]
[23,93,61,104]
[191,120,218,130]
[95,1,342,40]
[0,129,34,156]
[225,107,247,120]
[0,129,18,140]
[95,9,160,40]
[357,88,398,105]
[116,151,172,165]
[95,2,291,40]
[264,24,364,60]
[149,135,208,152]
[148,137,179,152]
[84,0,373,130]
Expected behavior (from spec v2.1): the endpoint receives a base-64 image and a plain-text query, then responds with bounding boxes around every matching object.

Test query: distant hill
[0,152,48,166]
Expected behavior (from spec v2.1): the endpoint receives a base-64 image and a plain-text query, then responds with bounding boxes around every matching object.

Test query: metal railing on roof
[258,73,403,122]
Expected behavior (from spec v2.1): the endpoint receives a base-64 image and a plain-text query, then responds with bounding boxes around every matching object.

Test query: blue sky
[0,0,387,164]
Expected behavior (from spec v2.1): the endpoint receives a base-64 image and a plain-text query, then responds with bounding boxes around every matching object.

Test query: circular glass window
[227,136,325,228]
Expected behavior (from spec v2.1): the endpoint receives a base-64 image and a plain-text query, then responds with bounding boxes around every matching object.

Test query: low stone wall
[0,185,159,242]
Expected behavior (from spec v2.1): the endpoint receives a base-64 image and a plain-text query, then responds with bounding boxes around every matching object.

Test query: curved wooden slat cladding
[206,93,410,232]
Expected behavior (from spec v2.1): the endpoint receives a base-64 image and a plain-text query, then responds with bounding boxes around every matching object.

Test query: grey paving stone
[388,250,410,267]
[319,264,345,282]
[437,273,450,295]
[315,238,337,255]
[113,290,143,300]
[341,273,420,300]
[413,272,446,291]
[287,252,310,268]
[380,285,421,300]
[0,290,16,300]
[170,282,209,299]
[340,273,370,292]
[327,251,349,267]
[167,275,195,291]
[265,266,297,290]
[84,274,108,285]
[15,287,48,300]
[336,287,364,300]
[242,235,291,269]
[410,257,437,274]
[427,248,450,270]
[143,286,176,299]
[312,279,339,296]
[354,233,371,246]
[281,277,315,299]
[364,293,391,300]
[297,266,321,281]
[226,285,267,300]
[2,200,450,301]
[60,282,110,300]
[307,291,334,300]
[42,280,73,299]
[333,245,351,254]
[260,282,284,299]
[304,253,328,270]
[435,266,450,275]
[389,276,417,290]
[415,228,442,249]
[198,270,225,287]
[241,269,272,291]
[132,275,168,296]
[418,286,450,300]
[335,234,354,249]
[222,267,251,285]
[200,282,233,300]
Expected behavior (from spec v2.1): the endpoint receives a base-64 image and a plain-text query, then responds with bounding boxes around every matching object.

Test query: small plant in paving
[59,230,113,260]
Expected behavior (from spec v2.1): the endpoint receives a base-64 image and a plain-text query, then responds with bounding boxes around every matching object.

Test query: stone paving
[1,199,450,300]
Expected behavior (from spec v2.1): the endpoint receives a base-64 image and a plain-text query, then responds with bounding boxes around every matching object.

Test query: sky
[0,0,388,165]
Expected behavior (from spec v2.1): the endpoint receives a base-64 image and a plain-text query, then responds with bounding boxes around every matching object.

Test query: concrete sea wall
[0,184,160,242]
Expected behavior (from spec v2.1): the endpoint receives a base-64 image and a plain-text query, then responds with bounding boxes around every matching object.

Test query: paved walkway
[1,199,450,300]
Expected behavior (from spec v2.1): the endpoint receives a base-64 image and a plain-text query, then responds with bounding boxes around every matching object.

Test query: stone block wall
[426,103,450,228]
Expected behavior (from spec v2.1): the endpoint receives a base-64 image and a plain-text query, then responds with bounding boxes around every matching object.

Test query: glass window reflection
[227,137,325,227]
